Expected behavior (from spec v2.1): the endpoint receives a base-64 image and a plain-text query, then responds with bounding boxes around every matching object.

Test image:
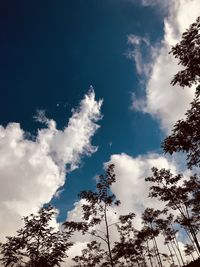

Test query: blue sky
[0,0,163,219]
[0,0,198,244]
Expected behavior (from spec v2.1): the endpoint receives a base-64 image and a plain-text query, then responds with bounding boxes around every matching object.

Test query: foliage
[162,16,200,168]
[163,88,200,168]
[0,206,73,267]
[170,17,200,88]
[64,164,120,267]
[146,168,200,254]
[112,212,141,266]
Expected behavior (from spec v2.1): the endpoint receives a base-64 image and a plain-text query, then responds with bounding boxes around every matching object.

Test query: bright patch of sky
[0,1,199,261]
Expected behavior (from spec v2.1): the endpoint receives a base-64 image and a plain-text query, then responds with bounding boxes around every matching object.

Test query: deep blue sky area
[0,0,164,220]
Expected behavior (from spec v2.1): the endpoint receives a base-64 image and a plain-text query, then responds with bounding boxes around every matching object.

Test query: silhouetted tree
[155,213,185,267]
[162,16,200,169]
[112,212,147,267]
[144,15,200,267]
[146,168,200,254]
[155,215,176,266]
[0,205,73,267]
[170,17,200,88]
[163,89,200,169]
[141,208,165,267]
[138,226,155,267]
[64,164,120,267]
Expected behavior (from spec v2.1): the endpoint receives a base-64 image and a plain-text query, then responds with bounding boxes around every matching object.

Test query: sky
[0,0,200,263]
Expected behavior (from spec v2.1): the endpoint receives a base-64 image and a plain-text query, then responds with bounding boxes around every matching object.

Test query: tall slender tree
[141,208,165,267]
[64,164,120,267]
[112,212,146,267]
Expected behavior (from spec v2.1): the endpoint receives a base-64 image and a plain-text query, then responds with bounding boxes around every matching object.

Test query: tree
[141,208,166,267]
[0,205,73,267]
[145,168,200,255]
[154,213,184,267]
[112,212,146,267]
[64,164,120,267]
[144,16,200,267]
[162,16,200,169]
[170,17,200,89]
[163,89,200,168]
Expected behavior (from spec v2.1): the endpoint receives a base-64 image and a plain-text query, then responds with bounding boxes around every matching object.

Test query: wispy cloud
[126,34,153,77]
[140,0,170,9]
[128,0,170,13]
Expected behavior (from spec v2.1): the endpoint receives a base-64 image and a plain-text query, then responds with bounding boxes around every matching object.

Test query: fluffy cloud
[0,89,102,239]
[130,0,200,132]
[108,153,177,221]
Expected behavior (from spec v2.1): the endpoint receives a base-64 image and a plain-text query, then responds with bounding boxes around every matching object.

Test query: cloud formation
[109,153,177,220]
[130,0,200,132]
[0,90,102,239]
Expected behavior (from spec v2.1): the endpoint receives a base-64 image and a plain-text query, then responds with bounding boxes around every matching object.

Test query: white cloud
[108,153,177,220]
[130,0,200,132]
[0,89,102,240]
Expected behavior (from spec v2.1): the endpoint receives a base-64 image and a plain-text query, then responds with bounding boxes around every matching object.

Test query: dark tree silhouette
[137,226,155,267]
[64,164,120,267]
[162,16,200,169]
[154,213,186,267]
[112,212,147,267]
[144,16,200,267]
[163,89,200,168]
[141,208,166,267]
[146,168,200,255]
[0,205,73,267]
[170,17,200,88]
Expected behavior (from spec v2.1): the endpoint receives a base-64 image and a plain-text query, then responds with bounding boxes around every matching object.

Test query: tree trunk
[146,240,154,267]
[170,241,181,267]
[166,242,175,266]
[104,203,114,267]
[173,237,185,266]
